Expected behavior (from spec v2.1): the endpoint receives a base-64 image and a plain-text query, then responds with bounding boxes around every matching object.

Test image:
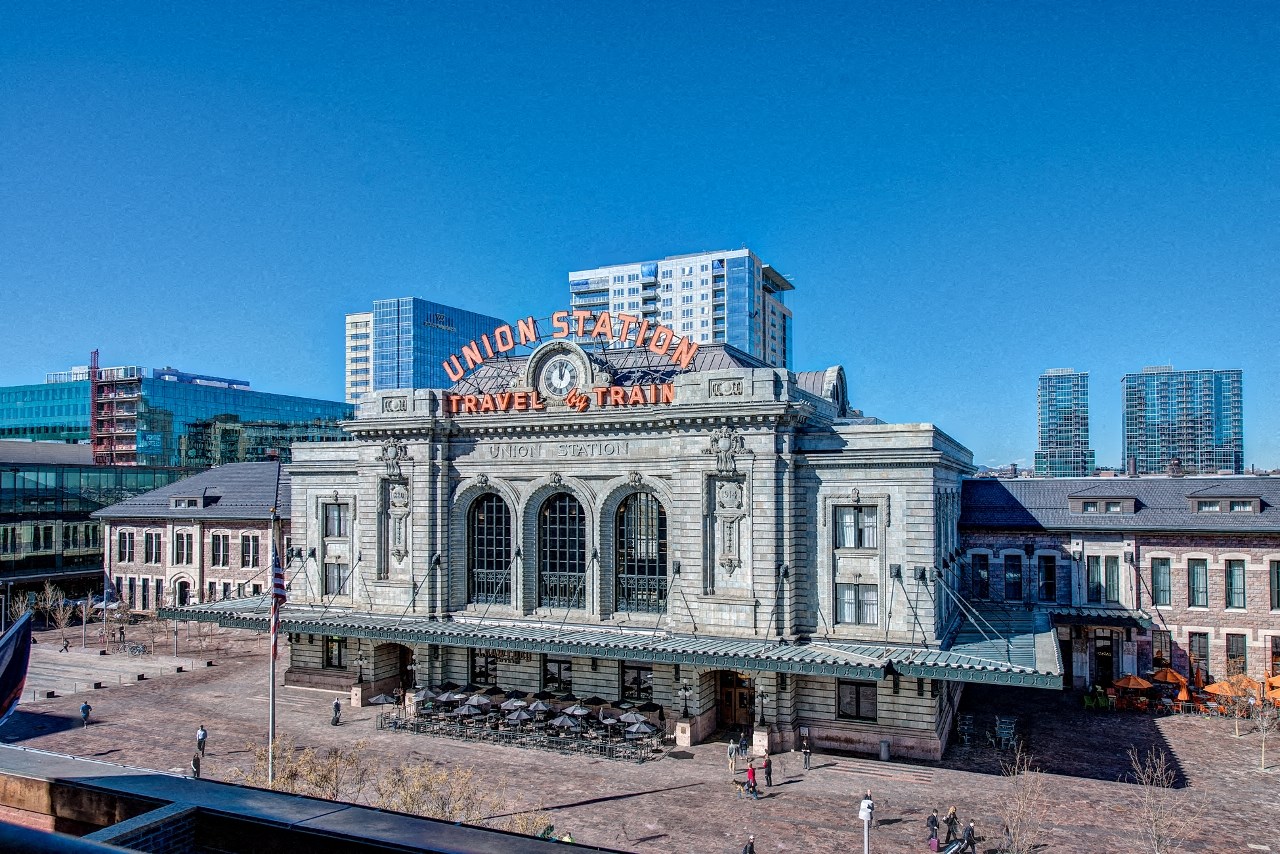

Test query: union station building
[161,315,1062,760]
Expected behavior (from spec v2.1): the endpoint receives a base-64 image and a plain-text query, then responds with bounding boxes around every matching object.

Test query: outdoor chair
[1083,694,1096,711]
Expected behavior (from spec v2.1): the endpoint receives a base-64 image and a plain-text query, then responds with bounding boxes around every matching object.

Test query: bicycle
[127,643,148,658]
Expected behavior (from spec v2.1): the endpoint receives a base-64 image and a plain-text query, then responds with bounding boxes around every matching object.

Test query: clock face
[541,355,580,397]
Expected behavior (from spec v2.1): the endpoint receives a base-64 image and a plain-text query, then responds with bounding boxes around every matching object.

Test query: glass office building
[1034,368,1095,477]
[369,298,507,392]
[0,365,351,467]
[1121,366,1244,475]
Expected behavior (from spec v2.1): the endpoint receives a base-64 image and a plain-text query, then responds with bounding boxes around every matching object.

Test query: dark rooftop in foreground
[90,461,289,521]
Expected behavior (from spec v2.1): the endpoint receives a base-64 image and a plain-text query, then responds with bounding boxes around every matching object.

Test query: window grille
[538,492,586,608]
[615,493,666,613]
[468,494,512,604]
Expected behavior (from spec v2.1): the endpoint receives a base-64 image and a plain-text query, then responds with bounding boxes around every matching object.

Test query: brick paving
[3,627,1278,853]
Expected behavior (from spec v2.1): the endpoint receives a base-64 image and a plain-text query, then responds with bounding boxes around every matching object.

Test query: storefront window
[538,493,586,608]
[615,493,667,613]
[468,494,512,604]
[1226,634,1247,675]
[836,680,877,722]
[621,663,653,701]
[471,651,498,685]
[1152,630,1171,669]
[324,636,346,668]
[1188,632,1209,681]
[544,657,572,693]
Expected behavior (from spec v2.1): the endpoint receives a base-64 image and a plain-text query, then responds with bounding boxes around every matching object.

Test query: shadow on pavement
[0,710,85,739]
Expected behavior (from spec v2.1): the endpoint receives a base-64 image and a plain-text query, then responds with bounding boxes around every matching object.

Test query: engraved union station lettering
[556,441,630,458]
[486,444,543,459]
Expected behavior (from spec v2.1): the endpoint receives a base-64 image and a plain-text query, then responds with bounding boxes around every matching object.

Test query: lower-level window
[544,657,572,693]
[621,663,653,702]
[1151,630,1171,669]
[1272,636,1280,676]
[324,562,351,596]
[1188,631,1209,680]
[324,636,347,668]
[836,680,878,722]
[970,554,990,599]
[1226,633,1247,675]
[471,651,498,685]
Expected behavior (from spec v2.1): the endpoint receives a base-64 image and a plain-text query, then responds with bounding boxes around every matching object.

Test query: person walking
[943,806,960,844]
[745,761,759,799]
[742,833,756,854]
[800,737,812,771]
[926,808,940,844]
[196,724,208,757]
[738,730,749,757]
[762,753,773,788]
[190,752,201,779]
[79,702,91,727]
[727,734,738,773]
[331,697,342,726]
[959,819,977,853]
[59,638,69,653]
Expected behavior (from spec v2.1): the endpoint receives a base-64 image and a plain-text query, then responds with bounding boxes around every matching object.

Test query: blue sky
[2,3,1277,468]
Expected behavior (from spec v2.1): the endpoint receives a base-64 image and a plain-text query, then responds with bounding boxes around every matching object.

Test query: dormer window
[1196,501,1221,513]
[1105,501,1122,513]
[172,497,199,509]
[1082,501,1098,513]
[1230,500,1256,512]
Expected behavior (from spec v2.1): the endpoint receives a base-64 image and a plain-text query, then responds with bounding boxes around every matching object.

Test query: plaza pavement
[2,627,1276,853]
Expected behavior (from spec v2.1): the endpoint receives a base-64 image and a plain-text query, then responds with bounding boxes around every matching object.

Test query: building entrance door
[1093,633,1114,687]
[1059,638,1074,689]
[717,671,755,729]
[176,581,190,606]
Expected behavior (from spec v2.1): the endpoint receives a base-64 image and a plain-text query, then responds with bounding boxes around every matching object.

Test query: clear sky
[2,3,1277,468]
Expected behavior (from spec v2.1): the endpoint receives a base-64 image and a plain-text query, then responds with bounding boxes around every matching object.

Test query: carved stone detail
[378,438,408,478]
[705,426,746,474]
[627,470,643,489]
[549,472,564,488]
[388,481,410,564]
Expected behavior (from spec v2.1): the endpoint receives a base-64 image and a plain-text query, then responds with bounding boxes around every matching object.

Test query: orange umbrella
[1267,686,1280,701]
[1114,674,1153,690]
[1175,684,1191,702]
[1267,674,1280,689]
[1194,667,1205,690]
[1151,667,1186,685]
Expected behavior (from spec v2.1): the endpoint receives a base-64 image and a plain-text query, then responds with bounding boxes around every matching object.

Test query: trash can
[879,739,891,761]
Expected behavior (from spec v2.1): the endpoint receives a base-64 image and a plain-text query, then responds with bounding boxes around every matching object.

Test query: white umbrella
[500,698,528,711]
[528,700,553,713]
[564,704,592,716]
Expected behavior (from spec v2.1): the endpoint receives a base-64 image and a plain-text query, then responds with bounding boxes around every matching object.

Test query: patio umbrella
[619,712,647,724]
[500,698,529,711]
[549,714,581,730]
[1175,684,1192,702]
[532,690,558,701]
[452,704,481,717]
[368,694,398,705]
[597,715,620,726]
[557,692,580,703]
[1150,668,1186,685]
[1267,674,1280,689]
[505,689,529,700]
[581,696,609,707]
[1203,681,1246,698]
[459,683,480,693]
[636,701,663,713]
[1194,667,1205,690]
[435,690,466,703]
[412,688,437,702]
[1267,687,1280,701]
[610,699,636,710]
[464,694,492,708]
[528,700,554,713]
[436,681,460,691]
[1114,675,1153,691]
[483,685,507,696]
[625,721,657,735]
[564,704,592,716]
[506,709,533,723]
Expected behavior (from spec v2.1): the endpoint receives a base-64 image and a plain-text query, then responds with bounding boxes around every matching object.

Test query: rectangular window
[1004,554,1023,601]
[1152,630,1171,669]
[1151,558,1171,606]
[1226,633,1247,675]
[241,535,260,568]
[1105,501,1122,513]
[1225,560,1246,609]
[323,503,349,538]
[1104,555,1120,604]
[970,554,990,599]
[323,636,346,668]
[174,532,193,565]
[117,531,135,563]
[154,578,164,608]
[543,657,572,693]
[207,581,216,601]
[1196,500,1220,513]
[1271,561,1280,611]
[211,534,230,567]
[836,680,878,722]
[1187,558,1208,607]
[621,663,653,701]
[1188,631,1209,680]
[834,506,878,549]
[1272,636,1280,676]
[141,578,149,610]
[1082,501,1098,513]
[836,583,878,625]
[1229,500,1253,512]
[471,651,498,685]
[144,532,162,564]
[323,562,351,596]
[1038,555,1057,601]
[222,582,231,600]
[127,577,136,608]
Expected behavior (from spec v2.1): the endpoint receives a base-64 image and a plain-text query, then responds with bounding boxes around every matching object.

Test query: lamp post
[755,690,770,727]
[355,651,367,684]
[408,653,420,689]
[677,682,693,719]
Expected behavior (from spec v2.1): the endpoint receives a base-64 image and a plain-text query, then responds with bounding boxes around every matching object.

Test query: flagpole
[268,509,277,787]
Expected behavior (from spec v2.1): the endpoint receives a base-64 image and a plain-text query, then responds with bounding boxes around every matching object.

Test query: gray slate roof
[0,440,94,465]
[962,476,1280,533]
[91,461,288,521]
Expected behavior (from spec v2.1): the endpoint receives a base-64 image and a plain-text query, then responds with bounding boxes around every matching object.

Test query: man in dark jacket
[331,697,342,726]
[926,808,939,842]
[741,834,755,854]
[959,819,977,853]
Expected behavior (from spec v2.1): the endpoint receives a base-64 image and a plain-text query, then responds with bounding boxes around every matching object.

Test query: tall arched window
[538,492,586,608]
[615,492,667,613]
[468,494,512,604]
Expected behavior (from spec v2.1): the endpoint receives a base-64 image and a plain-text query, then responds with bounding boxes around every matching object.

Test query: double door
[718,672,755,729]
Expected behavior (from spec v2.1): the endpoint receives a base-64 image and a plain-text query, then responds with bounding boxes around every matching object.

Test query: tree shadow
[0,710,84,739]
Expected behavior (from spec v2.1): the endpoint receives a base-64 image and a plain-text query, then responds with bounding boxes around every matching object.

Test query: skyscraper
[1034,368,1095,477]
[568,248,794,368]
[1121,366,1244,475]
[345,299,506,401]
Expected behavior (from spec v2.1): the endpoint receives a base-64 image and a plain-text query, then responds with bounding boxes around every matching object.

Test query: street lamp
[755,690,771,727]
[408,653,420,689]
[355,651,367,684]
[677,682,693,719]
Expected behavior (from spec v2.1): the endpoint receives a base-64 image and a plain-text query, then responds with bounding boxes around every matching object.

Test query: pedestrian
[959,819,977,853]
[727,734,738,773]
[762,752,773,787]
[800,736,812,771]
[745,761,759,799]
[117,626,125,644]
[190,752,201,779]
[59,638,69,653]
[742,833,756,854]
[79,702,92,727]
[738,730,749,757]
[944,806,960,844]
[196,724,208,757]
[331,697,342,726]
[926,808,939,843]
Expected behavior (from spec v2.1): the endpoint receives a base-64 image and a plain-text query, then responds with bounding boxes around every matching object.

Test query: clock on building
[540,355,581,398]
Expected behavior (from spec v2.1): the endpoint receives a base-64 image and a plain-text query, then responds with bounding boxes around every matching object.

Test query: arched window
[615,492,667,613]
[468,494,512,604]
[538,492,586,608]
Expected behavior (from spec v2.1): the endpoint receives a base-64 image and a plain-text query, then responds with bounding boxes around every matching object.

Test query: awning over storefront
[160,597,1062,687]
[943,604,1063,689]
[1046,606,1152,630]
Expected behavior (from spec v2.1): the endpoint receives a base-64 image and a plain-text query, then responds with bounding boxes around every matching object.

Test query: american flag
[270,543,287,660]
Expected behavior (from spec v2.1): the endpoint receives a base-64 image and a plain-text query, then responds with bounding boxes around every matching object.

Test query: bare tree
[49,597,75,644]
[7,591,31,626]
[1255,699,1279,772]
[1214,673,1257,738]
[994,747,1048,854]
[35,581,63,629]
[1126,746,1203,854]
[141,616,171,656]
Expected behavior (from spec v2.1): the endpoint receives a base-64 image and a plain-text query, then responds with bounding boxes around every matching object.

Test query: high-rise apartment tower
[1121,366,1243,475]
[1034,368,1095,477]
[568,248,794,368]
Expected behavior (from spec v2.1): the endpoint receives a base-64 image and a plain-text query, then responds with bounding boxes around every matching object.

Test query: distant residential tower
[1034,368,1095,477]
[1121,366,1243,475]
